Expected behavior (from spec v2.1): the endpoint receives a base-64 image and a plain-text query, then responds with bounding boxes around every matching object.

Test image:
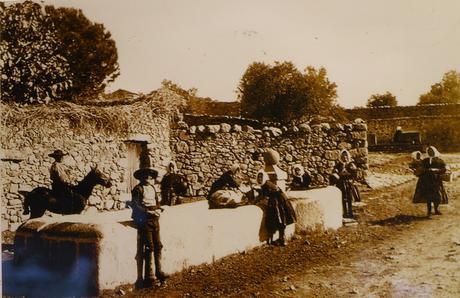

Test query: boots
[434,202,441,215]
[135,256,144,289]
[154,249,169,284]
[143,251,156,288]
[277,228,286,246]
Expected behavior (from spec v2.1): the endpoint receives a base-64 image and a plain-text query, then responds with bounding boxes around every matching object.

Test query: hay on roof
[0,87,186,137]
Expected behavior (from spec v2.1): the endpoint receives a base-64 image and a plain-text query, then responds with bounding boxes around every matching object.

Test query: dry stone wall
[171,121,368,196]
[1,90,179,231]
[346,104,460,150]
[366,116,460,150]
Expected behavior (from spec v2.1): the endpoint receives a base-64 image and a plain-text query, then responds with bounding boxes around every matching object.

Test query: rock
[220,123,231,133]
[189,126,197,134]
[177,121,188,129]
[232,124,242,132]
[298,123,311,133]
[242,125,254,132]
[320,123,331,131]
[9,183,19,194]
[324,150,340,161]
[206,125,220,134]
[8,199,22,206]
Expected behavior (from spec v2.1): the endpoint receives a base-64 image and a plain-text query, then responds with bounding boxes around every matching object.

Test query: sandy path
[290,181,460,298]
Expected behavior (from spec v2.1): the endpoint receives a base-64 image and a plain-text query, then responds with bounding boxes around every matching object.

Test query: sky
[37,0,460,107]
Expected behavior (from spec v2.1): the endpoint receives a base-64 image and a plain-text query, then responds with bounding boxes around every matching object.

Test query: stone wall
[346,104,460,150]
[366,116,460,150]
[1,89,181,231]
[171,121,368,196]
[346,103,460,119]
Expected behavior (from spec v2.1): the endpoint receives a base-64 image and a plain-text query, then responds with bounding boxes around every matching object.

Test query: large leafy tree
[418,70,460,105]
[0,1,72,103]
[45,5,120,99]
[237,61,339,123]
[366,91,398,107]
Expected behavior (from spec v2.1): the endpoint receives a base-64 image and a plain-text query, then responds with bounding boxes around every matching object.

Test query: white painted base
[14,186,342,292]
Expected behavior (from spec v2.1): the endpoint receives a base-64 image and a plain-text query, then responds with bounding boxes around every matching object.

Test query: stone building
[1,88,183,231]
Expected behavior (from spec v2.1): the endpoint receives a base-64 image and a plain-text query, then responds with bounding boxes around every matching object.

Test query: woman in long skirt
[330,149,361,218]
[259,180,296,246]
[413,146,449,216]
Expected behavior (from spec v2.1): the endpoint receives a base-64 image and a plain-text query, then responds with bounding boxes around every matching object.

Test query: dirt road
[289,184,460,298]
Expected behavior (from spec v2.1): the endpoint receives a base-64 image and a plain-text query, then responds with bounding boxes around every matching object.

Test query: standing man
[131,166,169,288]
[49,149,73,199]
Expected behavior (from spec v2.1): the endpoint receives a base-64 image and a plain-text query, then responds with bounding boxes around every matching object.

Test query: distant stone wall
[171,121,368,196]
[346,103,460,120]
[346,104,460,150]
[367,115,460,150]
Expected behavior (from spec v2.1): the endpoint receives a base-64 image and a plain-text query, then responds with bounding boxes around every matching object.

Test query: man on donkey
[49,149,74,201]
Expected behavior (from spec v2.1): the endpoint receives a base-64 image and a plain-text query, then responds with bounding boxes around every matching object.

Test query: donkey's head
[89,165,112,188]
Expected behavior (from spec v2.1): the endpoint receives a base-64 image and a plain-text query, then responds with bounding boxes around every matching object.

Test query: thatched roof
[0,87,186,137]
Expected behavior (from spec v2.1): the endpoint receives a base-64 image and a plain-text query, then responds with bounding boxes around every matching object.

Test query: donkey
[22,166,112,219]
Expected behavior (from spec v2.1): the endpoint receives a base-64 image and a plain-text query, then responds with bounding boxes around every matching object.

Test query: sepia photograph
[1,0,460,297]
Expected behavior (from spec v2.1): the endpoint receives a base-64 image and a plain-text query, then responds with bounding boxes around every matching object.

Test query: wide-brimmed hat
[48,149,68,158]
[134,167,159,180]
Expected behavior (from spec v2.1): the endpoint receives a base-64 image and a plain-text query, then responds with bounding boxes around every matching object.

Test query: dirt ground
[98,152,460,298]
[3,153,460,297]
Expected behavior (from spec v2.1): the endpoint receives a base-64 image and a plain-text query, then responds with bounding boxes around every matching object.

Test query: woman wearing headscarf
[290,164,312,190]
[330,149,361,218]
[160,161,188,206]
[415,146,449,216]
[258,176,297,246]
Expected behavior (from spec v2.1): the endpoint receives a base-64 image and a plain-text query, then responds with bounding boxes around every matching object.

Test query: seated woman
[160,162,188,206]
[290,164,312,190]
[207,164,246,209]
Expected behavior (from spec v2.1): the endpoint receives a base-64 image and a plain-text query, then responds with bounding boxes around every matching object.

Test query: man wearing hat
[131,166,169,288]
[49,149,74,199]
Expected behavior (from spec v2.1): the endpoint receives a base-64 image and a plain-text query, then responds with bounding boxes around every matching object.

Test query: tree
[418,70,460,105]
[45,5,120,99]
[237,61,339,123]
[366,91,398,107]
[0,1,72,103]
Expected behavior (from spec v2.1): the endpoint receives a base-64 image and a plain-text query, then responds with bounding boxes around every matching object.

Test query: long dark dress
[331,161,361,218]
[413,157,449,205]
[290,173,312,190]
[160,173,187,206]
[260,181,296,234]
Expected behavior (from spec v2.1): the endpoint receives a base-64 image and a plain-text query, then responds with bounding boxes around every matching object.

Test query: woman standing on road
[330,149,361,219]
[414,146,449,217]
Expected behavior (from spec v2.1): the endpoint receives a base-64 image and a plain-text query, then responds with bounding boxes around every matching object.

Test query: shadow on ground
[370,214,429,226]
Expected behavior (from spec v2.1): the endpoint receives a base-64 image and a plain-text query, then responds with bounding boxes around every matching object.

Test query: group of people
[206,161,301,247]
[410,146,450,217]
[44,146,363,289]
